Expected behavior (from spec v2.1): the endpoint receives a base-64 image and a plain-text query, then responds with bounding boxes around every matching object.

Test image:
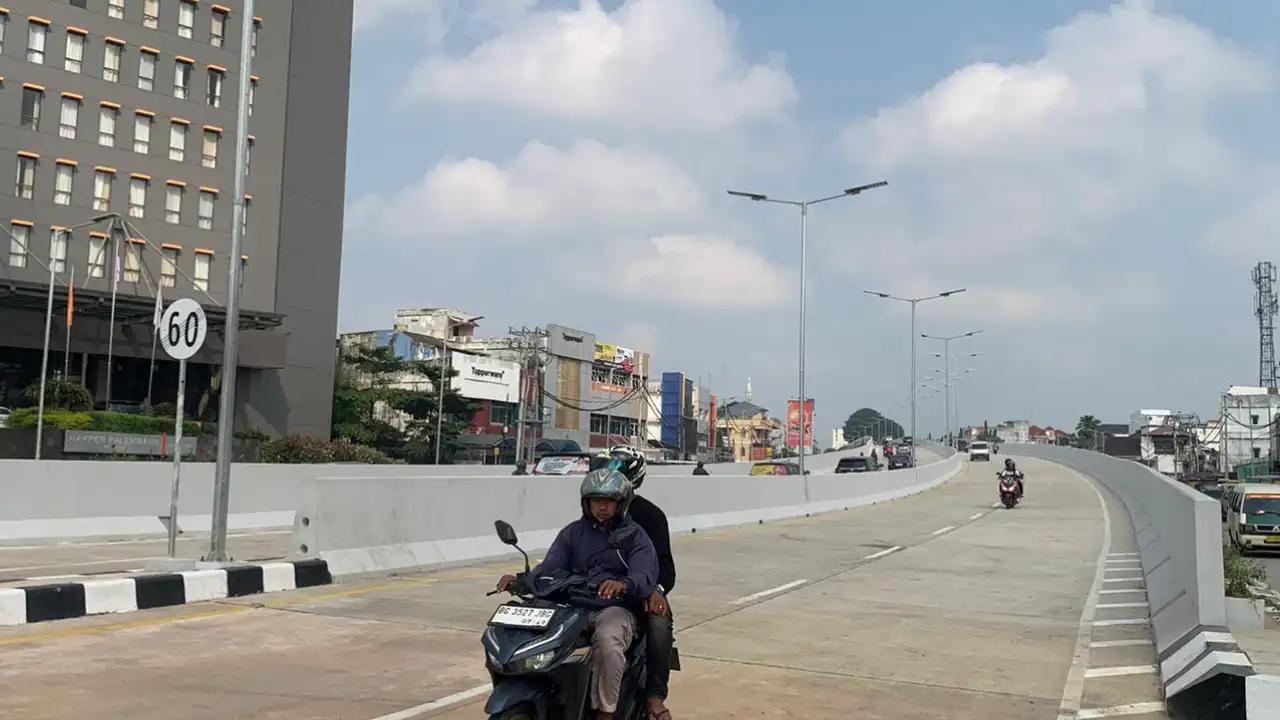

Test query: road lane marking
[931,526,955,535]
[1107,553,1139,558]
[969,512,984,520]
[1102,574,1144,581]
[1055,466,1114,720]
[1104,559,1141,565]
[366,684,491,720]
[1077,702,1168,718]
[730,579,808,605]
[863,546,901,561]
[1090,639,1152,648]
[0,557,166,574]
[1096,603,1149,610]
[1099,589,1145,595]
[1084,664,1158,678]
[0,530,291,551]
[1093,618,1149,627]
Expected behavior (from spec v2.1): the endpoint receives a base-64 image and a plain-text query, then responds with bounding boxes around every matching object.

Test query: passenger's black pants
[644,602,674,701]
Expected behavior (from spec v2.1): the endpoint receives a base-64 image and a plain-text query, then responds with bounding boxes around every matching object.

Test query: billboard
[786,399,815,450]
[593,341,636,372]
[451,352,522,403]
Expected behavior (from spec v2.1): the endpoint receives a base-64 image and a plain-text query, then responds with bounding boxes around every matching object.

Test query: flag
[65,268,74,328]
[152,284,164,332]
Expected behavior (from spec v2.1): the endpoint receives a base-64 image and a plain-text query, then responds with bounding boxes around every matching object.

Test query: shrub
[1224,545,1268,598]
[7,408,202,435]
[20,377,93,411]
[261,435,395,464]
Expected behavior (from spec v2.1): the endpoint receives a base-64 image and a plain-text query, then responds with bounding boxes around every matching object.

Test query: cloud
[404,0,797,132]
[834,0,1271,329]
[1203,173,1280,261]
[586,234,792,311]
[354,0,456,39]
[348,139,705,241]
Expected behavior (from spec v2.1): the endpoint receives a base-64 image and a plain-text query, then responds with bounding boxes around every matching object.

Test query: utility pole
[508,326,548,465]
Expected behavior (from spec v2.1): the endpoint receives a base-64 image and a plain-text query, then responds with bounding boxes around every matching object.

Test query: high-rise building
[0,1,353,438]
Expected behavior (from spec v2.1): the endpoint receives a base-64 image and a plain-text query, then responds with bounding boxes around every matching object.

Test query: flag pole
[35,247,56,460]
[104,219,121,410]
[63,263,74,378]
[146,282,163,409]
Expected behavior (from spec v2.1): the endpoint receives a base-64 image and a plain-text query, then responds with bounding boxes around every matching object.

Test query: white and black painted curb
[0,559,332,627]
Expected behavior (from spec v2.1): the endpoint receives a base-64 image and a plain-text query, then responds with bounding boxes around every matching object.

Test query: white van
[1227,484,1280,554]
[969,441,991,461]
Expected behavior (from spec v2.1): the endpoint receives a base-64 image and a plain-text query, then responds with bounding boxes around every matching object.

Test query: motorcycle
[998,472,1021,508]
[480,519,664,720]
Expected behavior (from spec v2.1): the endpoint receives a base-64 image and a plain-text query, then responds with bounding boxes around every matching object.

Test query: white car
[0,407,10,428]
[969,441,991,461]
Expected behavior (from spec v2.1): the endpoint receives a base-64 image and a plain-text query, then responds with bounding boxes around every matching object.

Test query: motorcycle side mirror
[495,519,531,572]
[609,524,640,551]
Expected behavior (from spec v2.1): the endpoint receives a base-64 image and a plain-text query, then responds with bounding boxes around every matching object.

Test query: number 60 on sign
[159,298,208,361]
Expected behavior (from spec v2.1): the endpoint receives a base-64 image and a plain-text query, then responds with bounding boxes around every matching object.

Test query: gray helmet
[580,468,634,519]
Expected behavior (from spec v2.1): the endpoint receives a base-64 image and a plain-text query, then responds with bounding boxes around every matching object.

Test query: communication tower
[1254,262,1278,388]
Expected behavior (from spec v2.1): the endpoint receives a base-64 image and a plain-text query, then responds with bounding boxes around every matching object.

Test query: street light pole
[729,181,887,491]
[863,288,967,465]
[920,331,982,448]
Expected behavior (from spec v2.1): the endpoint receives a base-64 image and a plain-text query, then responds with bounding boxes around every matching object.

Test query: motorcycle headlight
[515,650,558,673]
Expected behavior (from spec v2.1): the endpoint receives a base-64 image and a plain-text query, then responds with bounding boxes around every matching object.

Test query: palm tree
[1076,415,1103,449]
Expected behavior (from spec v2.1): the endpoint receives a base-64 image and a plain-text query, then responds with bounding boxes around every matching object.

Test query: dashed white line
[863,546,902,561]
[1093,618,1149,627]
[1084,664,1158,679]
[1090,639,1152,649]
[1104,559,1141,565]
[932,526,956,536]
[730,579,808,606]
[1055,467,1114,720]
[1099,589,1145,595]
[1102,576,1144,583]
[1106,552,1139,558]
[366,684,491,720]
[1096,603,1149,610]
[1077,702,1167,718]
[969,512,984,520]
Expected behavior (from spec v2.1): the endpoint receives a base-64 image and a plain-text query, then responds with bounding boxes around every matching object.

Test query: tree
[842,408,905,443]
[1076,415,1103,448]
[21,376,93,411]
[331,345,480,464]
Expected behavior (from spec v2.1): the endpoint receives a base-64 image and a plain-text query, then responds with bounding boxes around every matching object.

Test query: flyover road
[0,457,1167,719]
[0,450,941,586]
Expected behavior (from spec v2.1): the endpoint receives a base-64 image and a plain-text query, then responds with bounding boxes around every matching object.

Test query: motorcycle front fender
[484,677,551,718]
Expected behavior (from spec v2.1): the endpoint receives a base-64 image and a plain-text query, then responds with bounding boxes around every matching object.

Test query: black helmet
[589,447,648,489]
[1004,458,1016,469]
[580,468,634,519]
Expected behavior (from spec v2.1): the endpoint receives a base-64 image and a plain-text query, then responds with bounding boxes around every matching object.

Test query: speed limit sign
[159,298,208,361]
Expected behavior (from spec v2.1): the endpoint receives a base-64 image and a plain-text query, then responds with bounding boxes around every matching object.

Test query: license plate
[489,604,556,629]
[1264,537,1280,544]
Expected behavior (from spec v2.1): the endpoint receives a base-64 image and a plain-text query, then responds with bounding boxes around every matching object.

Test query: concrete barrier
[290,450,964,578]
[1005,444,1253,712]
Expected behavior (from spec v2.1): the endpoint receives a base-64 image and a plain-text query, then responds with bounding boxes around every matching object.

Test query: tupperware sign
[452,352,522,403]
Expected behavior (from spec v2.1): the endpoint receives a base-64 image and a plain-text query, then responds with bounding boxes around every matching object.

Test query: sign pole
[167,357,187,557]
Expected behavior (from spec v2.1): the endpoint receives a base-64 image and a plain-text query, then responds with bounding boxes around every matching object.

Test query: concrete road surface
[0,458,1167,719]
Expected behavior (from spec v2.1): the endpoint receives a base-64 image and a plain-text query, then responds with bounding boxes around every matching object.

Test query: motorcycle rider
[496,468,658,720]
[1000,457,1024,497]
[692,461,709,476]
[511,459,529,476]
[591,448,677,720]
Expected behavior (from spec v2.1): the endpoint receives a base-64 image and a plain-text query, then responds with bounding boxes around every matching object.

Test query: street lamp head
[727,190,767,202]
[862,289,890,299]
[844,180,888,196]
[938,288,967,298]
[965,329,984,337]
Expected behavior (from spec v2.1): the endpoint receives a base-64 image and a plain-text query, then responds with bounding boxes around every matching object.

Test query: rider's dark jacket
[531,517,658,609]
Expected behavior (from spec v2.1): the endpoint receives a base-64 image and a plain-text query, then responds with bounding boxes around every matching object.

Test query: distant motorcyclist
[511,459,528,476]
[999,458,1024,497]
[692,461,709,476]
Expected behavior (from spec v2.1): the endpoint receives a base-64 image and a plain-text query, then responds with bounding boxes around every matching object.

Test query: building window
[589,413,607,434]
[178,1,195,39]
[241,195,250,234]
[251,19,260,57]
[206,68,223,108]
[27,21,47,64]
[129,177,147,218]
[20,86,42,129]
[143,0,159,29]
[194,252,210,291]
[202,129,219,168]
[248,77,257,115]
[133,113,152,153]
[161,247,178,287]
[49,229,68,273]
[103,40,122,83]
[99,106,118,146]
[93,170,113,211]
[64,31,84,74]
[59,96,79,139]
[71,0,88,7]
[138,50,156,91]
[169,121,186,161]
[124,241,141,283]
[489,402,513,426]
[174,59,192,99]
[88,234,106,277]
[0,15,7,55]
[210,8,227,47]
[8,223,29,268]
[14,155,36,199]
[53,162,74,205]
[108,0,125,20]
[198,190,215,230]
[246,136,254,174]
[165,184,182,223]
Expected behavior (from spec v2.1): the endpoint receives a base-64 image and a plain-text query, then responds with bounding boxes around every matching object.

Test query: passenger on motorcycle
[496,469,658,720]
[1000,458,1024,497]
[591,448,678,720]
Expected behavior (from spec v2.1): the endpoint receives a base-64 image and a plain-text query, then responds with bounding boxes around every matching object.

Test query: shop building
[540,323,651,452]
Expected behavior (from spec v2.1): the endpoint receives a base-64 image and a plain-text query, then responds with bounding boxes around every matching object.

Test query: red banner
[786,399,814,450]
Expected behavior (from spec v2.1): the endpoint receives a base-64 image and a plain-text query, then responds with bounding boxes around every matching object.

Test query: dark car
[835,456,879,474]
[888,448,914,469]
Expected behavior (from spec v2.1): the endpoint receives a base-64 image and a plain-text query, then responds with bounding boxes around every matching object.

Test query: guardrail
[292,446,963,578]
[1005,444,1253,715]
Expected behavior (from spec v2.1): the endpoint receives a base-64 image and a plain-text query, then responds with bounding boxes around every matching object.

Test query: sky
[340,0,1280,439]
